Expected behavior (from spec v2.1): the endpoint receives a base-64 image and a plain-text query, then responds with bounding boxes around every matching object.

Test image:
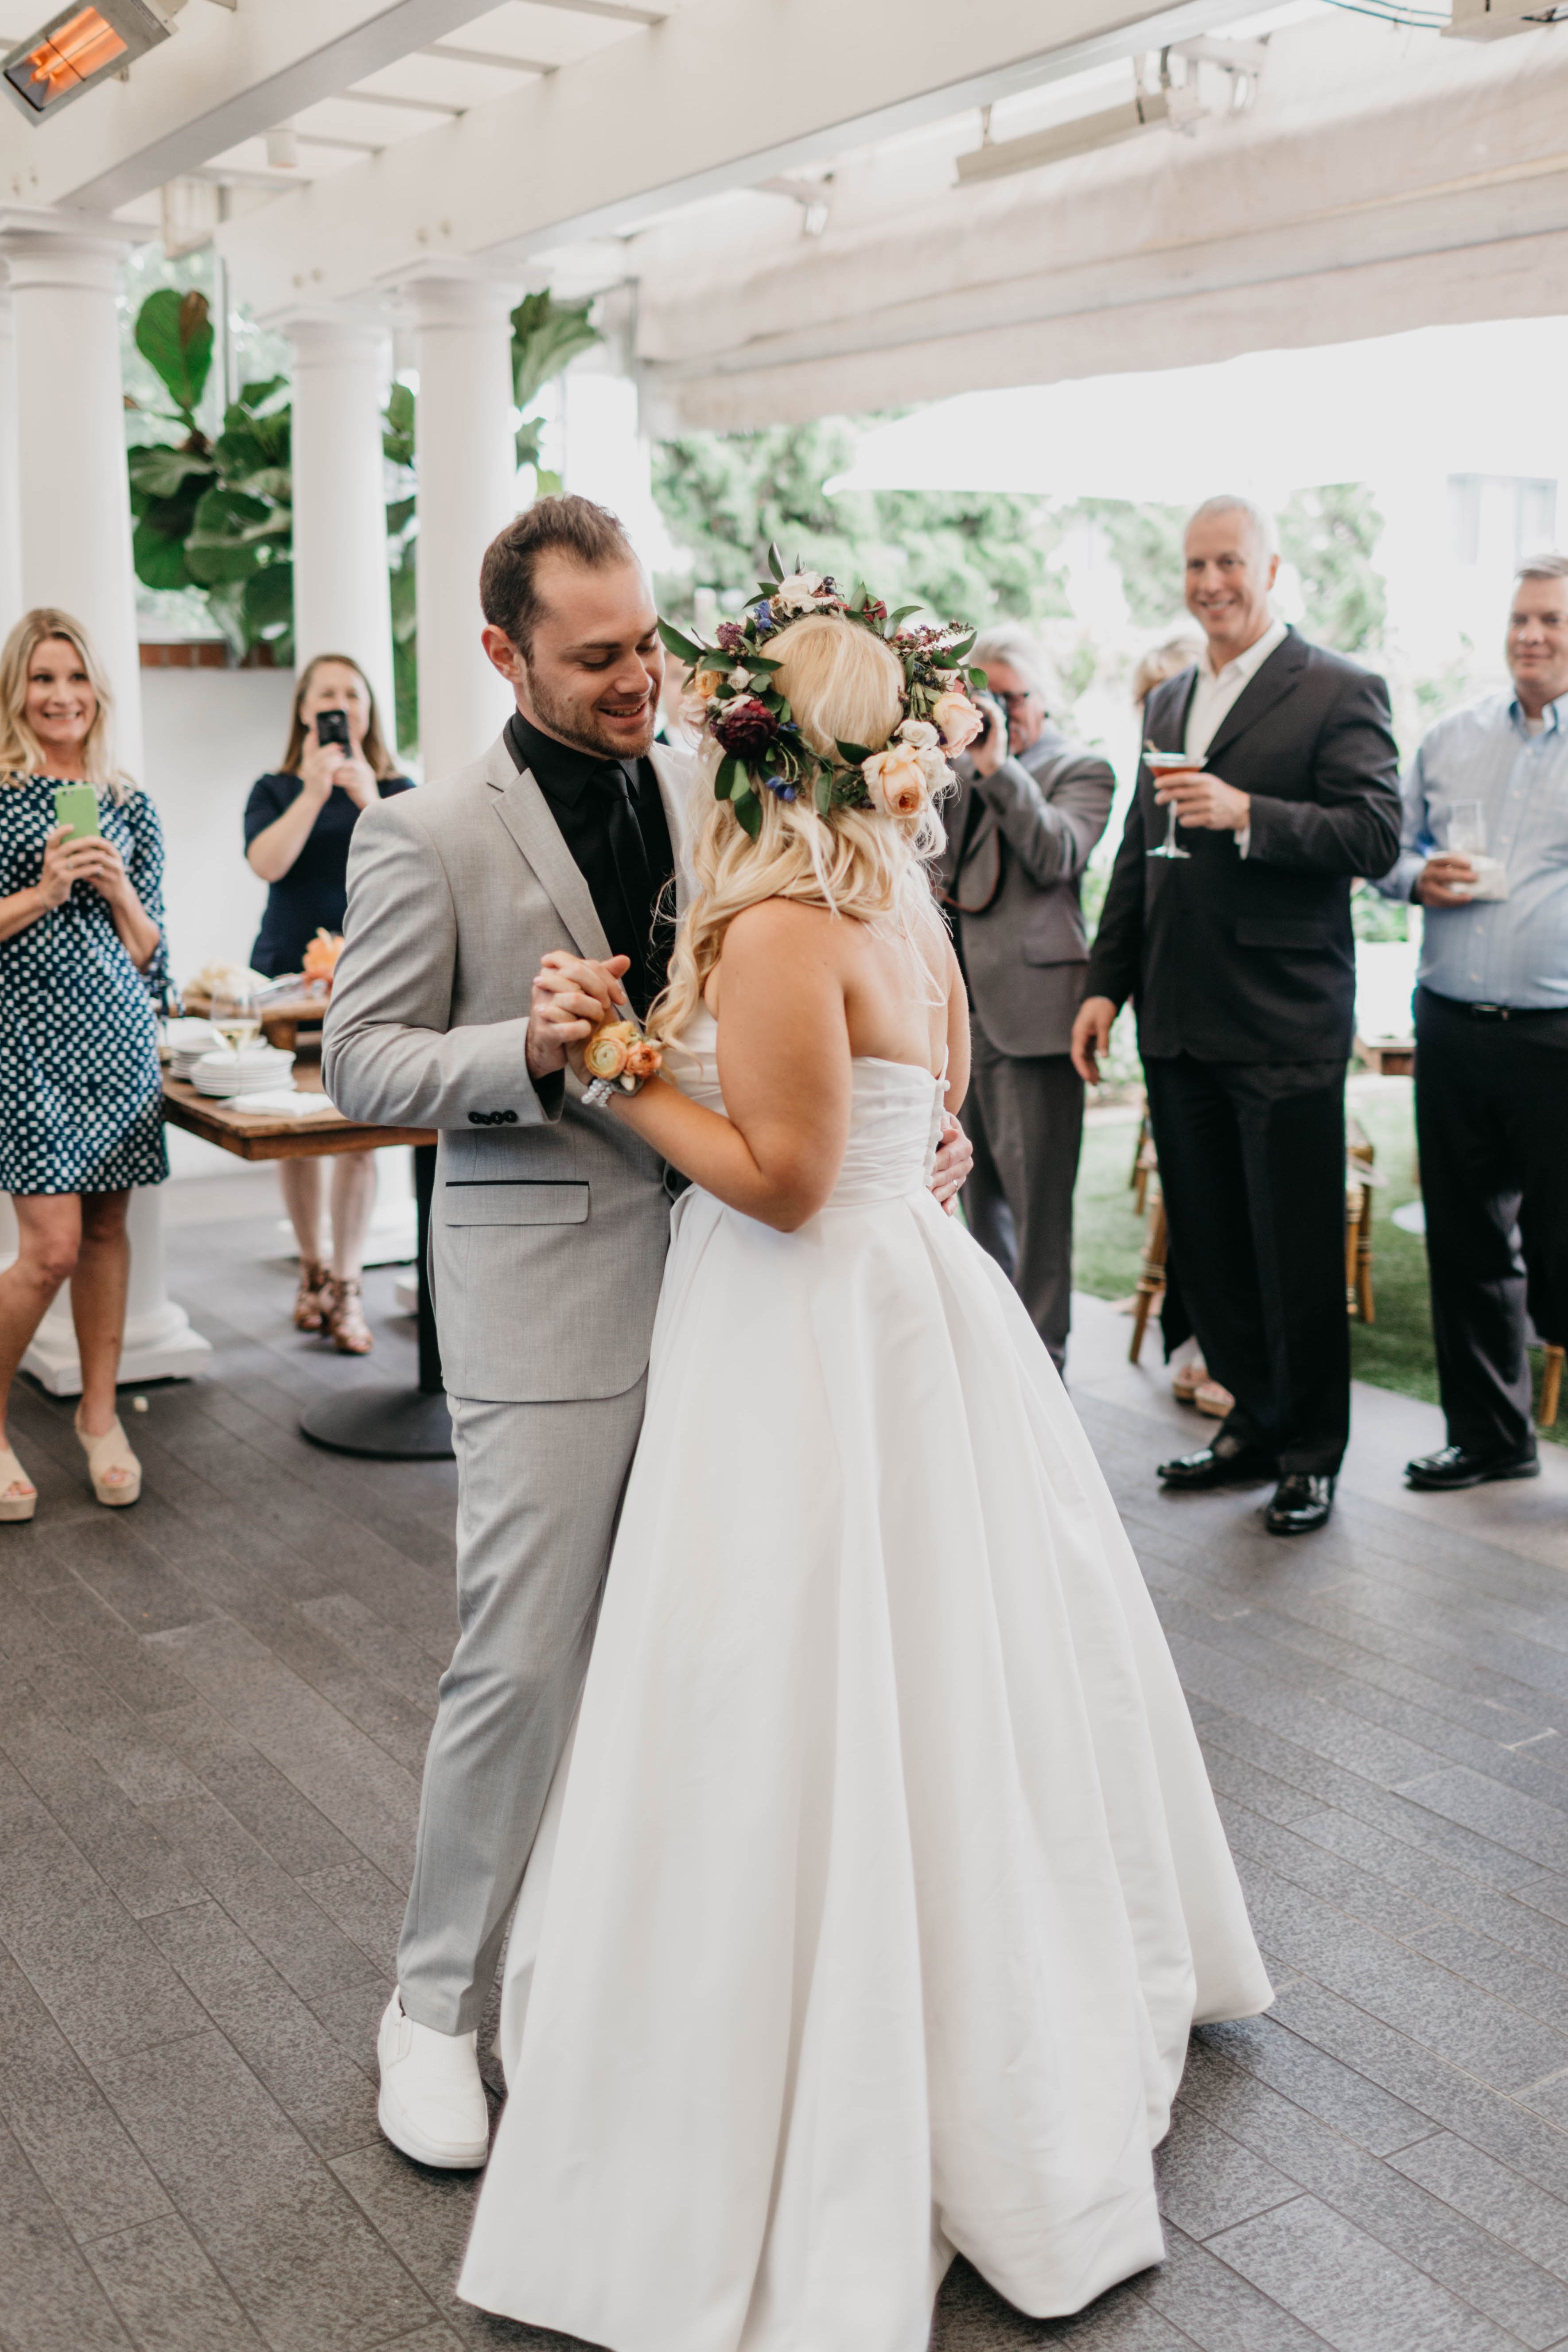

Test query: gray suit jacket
[936,723,1114,1059]
[322,733,696,1405]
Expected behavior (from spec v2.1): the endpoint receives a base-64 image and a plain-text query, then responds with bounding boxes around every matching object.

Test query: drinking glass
[1444,801,1486,857]
[1144,748,1205,861]
[210,974,259,1056]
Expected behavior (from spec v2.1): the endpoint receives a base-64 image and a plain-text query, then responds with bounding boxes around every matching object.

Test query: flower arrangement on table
[658,545,989,840]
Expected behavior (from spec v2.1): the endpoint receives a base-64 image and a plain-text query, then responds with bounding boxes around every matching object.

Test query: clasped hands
[526,949,975,1211]
[37,823,133,914]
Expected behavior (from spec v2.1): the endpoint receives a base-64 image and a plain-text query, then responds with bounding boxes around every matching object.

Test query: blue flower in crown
[751,600,778,637]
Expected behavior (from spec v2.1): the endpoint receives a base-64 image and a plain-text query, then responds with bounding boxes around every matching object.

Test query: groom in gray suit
[325,495,970,2168]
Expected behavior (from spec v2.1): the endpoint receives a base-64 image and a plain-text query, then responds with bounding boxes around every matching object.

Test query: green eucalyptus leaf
[834,739,874,766]
[765,541,785,583]
[658,618,705,663]
[731,784,762,840]
[813,770,833,816]
[947,630,976,661]
[968,667,988,691]
[887,604,922,625]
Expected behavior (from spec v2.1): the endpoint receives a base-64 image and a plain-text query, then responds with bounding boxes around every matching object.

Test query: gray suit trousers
[397,1380,646,2034]
[961,1026,1084,1372]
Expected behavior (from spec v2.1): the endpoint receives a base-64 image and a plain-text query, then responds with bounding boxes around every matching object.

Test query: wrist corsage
[581,1017,662,1109]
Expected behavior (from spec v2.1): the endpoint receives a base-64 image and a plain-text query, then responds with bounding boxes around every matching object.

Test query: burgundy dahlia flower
[713,697,779,759]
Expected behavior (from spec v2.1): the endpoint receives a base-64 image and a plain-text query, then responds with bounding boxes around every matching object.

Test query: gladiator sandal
[0,1441,38,1523]
[325,1275,373,1356]
[74,1409,142,1508]
[293,1258,330,1333]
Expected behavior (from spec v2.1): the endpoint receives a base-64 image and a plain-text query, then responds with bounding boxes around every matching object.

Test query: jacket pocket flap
[1235,917,1330,950]
[442,1181,589,1226]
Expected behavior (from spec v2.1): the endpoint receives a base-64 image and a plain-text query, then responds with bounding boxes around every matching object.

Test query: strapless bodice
[661,1008,944,1209]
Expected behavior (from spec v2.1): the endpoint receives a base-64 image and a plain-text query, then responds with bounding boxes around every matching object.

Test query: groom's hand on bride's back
[527,952,631,1081]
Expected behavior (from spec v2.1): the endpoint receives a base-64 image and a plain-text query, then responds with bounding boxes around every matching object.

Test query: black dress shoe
[1158,1437,1279,1490]
[1405,1442,1541,1492]
[1265,1473,1335,1536]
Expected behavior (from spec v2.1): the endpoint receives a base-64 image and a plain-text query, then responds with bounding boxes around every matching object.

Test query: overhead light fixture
[2,0,230,121]
[957,52,1232,188]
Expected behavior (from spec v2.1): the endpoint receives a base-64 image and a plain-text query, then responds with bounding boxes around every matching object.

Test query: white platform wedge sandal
[0,1442,37,1522]
[74,1410,142,1508]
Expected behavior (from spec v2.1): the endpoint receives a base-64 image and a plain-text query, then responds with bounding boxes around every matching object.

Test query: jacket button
[503,1109,517,1124]
[468,1111,483,1124]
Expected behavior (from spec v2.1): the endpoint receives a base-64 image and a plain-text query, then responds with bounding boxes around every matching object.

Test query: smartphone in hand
[53,783,100,840]
[315,709,351,751]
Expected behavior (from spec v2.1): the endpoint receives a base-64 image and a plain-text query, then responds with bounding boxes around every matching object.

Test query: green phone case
[53,784,100,840]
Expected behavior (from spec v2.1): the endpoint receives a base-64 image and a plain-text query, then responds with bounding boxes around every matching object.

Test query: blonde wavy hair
[650,611,951,1046]
[0,608,131,799]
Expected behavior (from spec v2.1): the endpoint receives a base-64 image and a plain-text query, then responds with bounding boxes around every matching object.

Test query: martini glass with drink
[1145,746,1206,861]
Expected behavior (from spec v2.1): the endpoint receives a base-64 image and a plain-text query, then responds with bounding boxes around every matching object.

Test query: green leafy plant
[511,290,599,482]
[126,289,294,662]
[384,380,418,751]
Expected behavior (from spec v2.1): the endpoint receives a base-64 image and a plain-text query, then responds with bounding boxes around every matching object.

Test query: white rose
[916,746,951,792]
[897,718,940,750]
[774,571,841,616]
[728,667,751,690]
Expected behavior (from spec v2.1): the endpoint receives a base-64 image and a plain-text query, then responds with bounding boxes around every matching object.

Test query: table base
[299,1384,454,1461]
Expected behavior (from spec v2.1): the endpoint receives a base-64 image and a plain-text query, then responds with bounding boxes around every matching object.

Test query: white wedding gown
[459,1010,1272,2351]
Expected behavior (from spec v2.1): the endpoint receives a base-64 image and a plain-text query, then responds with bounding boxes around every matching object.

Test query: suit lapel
[1149,669,1198,757]
[484,736,612,962]
[1200,630,1308,767]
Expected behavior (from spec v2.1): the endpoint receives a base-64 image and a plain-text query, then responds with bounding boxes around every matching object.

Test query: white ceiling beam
[420,43,557,73]
[0,0,502,214]
[215,0,1256,313]
[329,88,466,115]
[526,0,668,20]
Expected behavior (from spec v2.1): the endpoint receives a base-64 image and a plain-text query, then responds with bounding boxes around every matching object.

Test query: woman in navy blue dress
[0,610,168,1523]
[245,654,412,1353]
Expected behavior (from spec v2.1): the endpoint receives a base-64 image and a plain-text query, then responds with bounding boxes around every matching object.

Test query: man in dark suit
[1072,497,1401,1535]
[938,626,1114,1369]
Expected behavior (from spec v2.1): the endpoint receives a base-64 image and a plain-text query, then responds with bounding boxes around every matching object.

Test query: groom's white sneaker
[377,1990,490,2168]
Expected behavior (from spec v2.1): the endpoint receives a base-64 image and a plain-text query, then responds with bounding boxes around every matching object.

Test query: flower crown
[657,545,988,839]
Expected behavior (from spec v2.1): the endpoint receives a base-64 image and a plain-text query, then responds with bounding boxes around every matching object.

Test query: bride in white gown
[459,585,1272,2350]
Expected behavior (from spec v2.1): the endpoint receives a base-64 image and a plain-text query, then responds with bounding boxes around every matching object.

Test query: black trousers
[961,1031,1084,1371]
[1143,1052,1350,1476]
[1415,986,1568,1455]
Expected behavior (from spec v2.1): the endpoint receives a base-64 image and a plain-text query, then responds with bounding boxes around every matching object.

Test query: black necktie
[591,763,654,1011]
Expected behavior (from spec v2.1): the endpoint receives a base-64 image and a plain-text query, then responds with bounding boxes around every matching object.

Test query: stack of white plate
[191,1047,297,1099]
[165,1020,224,1079]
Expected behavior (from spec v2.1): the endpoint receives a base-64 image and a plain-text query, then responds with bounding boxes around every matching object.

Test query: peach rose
[584,1020,638,1080]
[931,689,983,754]
[623,1038,662,1081]
[693,668,725,703]
[861,742,929,817]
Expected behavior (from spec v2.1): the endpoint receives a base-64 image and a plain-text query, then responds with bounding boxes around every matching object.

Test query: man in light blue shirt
[1377,554,1568,1488]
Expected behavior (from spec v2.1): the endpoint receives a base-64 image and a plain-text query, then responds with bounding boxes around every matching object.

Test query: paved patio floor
[0,1187,1565,2352]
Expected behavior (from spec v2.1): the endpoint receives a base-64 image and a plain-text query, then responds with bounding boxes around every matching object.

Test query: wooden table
[162,1065,452,1461]
[1355,1036,1415,1078]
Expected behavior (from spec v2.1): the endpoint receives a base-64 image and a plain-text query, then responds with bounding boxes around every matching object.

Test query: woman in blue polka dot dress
[0,609,168,1524]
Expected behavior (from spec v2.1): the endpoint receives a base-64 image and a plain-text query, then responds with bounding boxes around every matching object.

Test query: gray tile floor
[1,1195,1566,2352]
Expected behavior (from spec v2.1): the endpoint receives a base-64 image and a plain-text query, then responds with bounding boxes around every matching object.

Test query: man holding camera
[937,626,1114,1371]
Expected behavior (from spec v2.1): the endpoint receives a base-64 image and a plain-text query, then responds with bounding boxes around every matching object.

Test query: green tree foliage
[1280,483,1386,654]
[383,381,418,753]
[511,290,599,482]
[651,417,1066,630]
[1069,498,1189,629]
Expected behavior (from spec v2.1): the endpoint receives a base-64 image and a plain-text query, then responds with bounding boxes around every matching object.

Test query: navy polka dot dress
[0,775,169,1196]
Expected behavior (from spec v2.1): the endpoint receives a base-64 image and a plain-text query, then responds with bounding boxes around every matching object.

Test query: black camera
[315,708,351,751]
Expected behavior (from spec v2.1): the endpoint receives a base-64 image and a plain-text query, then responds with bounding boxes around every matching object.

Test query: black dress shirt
[505,709,675,1020]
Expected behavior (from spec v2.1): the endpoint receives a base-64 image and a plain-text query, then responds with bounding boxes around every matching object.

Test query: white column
[283,312,397,729]
[0,207,210,1392]
[405,270,518,779]
[0,288,20,644]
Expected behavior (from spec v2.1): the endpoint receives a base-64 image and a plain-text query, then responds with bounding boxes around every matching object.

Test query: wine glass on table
[210,973,259,1057]
[1145,746,1206,861]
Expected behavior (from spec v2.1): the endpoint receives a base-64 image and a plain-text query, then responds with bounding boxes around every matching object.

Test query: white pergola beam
[0,0,507,216]
[215,0,1253,315]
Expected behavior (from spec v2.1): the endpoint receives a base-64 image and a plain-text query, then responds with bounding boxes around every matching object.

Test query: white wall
[141,664,294,991]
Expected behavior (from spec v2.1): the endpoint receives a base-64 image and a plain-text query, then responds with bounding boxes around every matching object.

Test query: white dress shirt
[1182,616,1288,859]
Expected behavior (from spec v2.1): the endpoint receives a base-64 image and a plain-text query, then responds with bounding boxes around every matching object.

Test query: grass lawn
[1070,1083,1565,1449]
